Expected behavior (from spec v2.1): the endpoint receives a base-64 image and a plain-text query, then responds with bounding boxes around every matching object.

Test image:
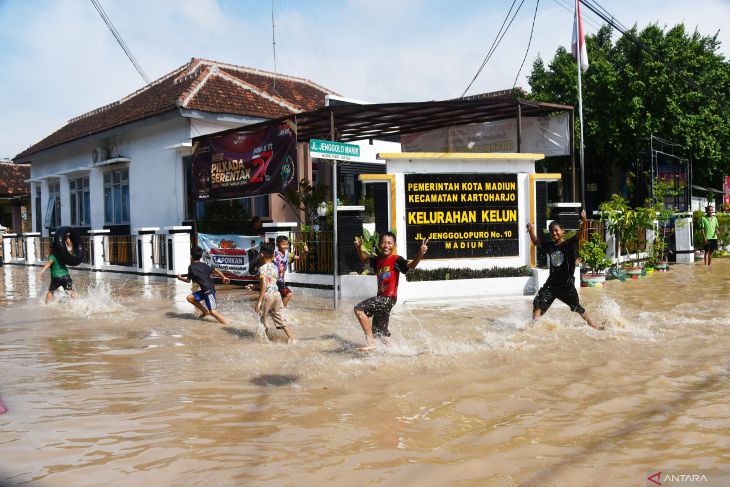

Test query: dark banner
[192,118,297,200]
[404,173,519,259]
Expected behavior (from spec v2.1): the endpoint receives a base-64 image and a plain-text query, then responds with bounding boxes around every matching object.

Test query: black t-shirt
[187,262,215,295]
[541,235,578,286]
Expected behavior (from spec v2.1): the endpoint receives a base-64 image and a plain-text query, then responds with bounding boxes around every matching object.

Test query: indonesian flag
[571,0,589,71]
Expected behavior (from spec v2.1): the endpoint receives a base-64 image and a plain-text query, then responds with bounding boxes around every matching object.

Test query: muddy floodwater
[1,262,729,486]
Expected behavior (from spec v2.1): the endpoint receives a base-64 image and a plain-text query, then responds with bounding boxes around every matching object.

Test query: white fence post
[88,229,110,269]
[135,227,159,274]
[0,230,8,264]
[25,232,40,263]
[164,226,192,276]
[674,214,694,264]
[3,234,16,262]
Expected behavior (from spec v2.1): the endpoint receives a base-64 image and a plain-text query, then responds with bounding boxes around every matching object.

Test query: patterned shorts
[354,295,397,337]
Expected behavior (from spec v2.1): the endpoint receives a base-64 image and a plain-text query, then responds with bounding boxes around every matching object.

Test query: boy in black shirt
[176,246,230,324]
[526,210,603,330]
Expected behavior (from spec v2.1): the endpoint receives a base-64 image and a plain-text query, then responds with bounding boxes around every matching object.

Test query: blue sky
[1,0,729,158]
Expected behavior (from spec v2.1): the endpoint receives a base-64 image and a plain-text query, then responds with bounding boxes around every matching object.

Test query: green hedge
[406,266,532,282]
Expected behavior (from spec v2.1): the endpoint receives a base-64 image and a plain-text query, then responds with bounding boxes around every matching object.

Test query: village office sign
[404,173,519,259]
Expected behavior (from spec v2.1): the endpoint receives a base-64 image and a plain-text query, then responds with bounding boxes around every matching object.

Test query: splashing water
[47,281,127,318]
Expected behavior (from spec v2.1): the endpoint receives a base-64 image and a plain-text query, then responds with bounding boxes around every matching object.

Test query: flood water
[1,262,729,486]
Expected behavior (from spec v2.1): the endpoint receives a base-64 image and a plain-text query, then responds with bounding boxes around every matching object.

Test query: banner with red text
[192,118,297,200]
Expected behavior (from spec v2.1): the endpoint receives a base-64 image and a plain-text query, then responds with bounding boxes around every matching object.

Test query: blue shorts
[192,290,217,311]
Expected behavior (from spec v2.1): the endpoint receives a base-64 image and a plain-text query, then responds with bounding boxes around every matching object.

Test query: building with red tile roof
[13,58,338,236]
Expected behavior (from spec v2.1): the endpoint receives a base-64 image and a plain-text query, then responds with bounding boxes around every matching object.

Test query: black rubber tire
[53,226,85,266]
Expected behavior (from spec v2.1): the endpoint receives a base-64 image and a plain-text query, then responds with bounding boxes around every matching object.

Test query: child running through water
[353,232,429,351]
[274,235,308,307]
[176,246,230,324]
[526,210,603,330]
[38,232,75,304]
[257,243,297,343]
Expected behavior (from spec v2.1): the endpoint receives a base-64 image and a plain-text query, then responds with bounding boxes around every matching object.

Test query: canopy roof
[203,96,573,143]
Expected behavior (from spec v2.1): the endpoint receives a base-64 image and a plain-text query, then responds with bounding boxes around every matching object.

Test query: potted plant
[579,233,612,287]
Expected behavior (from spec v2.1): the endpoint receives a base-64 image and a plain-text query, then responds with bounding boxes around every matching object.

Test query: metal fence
[152,234,167,268]
[9,238,25,260]
[290,231,333,274]
[106,235,137,266]
[81,236,92,265]
[38,237,52,260]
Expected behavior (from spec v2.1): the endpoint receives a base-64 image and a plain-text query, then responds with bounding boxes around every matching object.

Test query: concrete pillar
[25,232,40,263]
[135,227,159,274]
[0,229,7,264]
[89,167,105,231]
[88,229,110,269]
[3,234,15,262]
[59,175,70,226]
[674,215,694,264]
[39,180,49,237]
[164,226,192,276]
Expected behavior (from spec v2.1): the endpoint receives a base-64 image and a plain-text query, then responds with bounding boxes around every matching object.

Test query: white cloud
[1,0,729,158]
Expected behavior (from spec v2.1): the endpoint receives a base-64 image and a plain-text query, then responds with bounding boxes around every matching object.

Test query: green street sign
[309,139,361,162]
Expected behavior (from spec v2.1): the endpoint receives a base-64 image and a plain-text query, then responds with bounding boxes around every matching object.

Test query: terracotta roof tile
[187,75,293,119]
[0,162,31,196]
[15,58,337,160]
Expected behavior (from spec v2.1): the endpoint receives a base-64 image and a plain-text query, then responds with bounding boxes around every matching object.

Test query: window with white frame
[69,176,90,226]
[103,168,130,224]
[47,181,61,228]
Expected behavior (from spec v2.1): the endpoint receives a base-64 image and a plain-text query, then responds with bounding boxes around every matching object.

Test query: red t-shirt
[370,254,410,298]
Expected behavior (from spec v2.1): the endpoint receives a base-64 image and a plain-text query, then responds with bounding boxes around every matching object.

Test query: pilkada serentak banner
[197,233,266,281]
[192,118,297,200]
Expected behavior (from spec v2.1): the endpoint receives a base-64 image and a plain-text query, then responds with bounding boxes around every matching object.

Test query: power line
[514,0,540,89]
[461,0,526,97]
[89,0,150,84]
[552,0,602,31]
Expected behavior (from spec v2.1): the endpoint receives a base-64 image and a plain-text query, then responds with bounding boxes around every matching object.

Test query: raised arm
[354,237,370,264]
[526,222,540,246]
[407,239,429,269]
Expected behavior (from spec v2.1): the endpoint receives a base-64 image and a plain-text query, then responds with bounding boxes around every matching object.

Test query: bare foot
[380,336,391,346]
[287,338,298,345]
[197,311,209,319]
[588,322,605,330]
[357,339,377,351]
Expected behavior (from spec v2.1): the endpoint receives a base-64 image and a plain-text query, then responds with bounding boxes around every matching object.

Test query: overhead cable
[460,0,526,98]
[513,0,541,89]
[89,0,150,84]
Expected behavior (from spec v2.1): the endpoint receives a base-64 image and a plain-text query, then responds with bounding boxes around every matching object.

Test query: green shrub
[406,266,532,282]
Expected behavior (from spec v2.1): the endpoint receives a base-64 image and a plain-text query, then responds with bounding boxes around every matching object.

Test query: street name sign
[309,139,361,162]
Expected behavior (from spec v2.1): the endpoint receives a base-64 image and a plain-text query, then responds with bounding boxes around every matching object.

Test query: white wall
[27,113,189,235]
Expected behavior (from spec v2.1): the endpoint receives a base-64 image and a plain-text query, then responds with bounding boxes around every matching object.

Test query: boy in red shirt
[353,232,428,351]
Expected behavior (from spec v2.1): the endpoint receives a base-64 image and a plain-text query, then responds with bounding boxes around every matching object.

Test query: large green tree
[528,24,730,203]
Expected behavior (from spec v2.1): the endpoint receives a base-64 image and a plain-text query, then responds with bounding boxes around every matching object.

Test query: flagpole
[575,1,586,208]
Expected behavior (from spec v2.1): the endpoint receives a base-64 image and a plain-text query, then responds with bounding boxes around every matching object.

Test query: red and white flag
[571,0,589,71]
